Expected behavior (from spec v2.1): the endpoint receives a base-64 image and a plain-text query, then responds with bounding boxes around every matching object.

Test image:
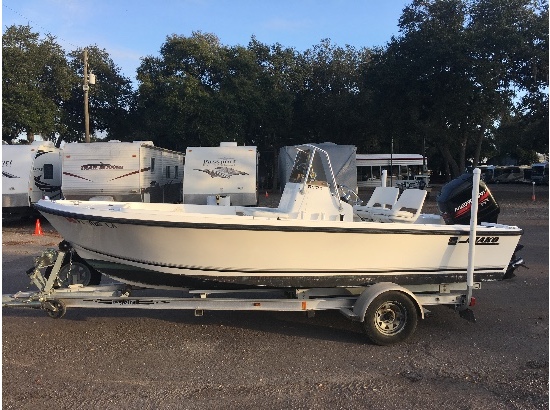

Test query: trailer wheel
[362,291,418,346]
[58,259,101,286]
[44,300,66,319]
[45,253,101,287]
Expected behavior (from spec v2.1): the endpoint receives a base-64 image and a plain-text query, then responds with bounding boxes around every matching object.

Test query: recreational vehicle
[62,141,184,203]
[489,165,530,184]
[356,153,430,191]
[531,162,548,185]
[182,142,258,206]
[2,141,62,220]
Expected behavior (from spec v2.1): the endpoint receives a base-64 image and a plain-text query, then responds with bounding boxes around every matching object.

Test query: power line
[3,2,81,49]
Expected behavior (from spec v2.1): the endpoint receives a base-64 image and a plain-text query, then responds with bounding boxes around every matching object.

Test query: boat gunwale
[34,201,524,237]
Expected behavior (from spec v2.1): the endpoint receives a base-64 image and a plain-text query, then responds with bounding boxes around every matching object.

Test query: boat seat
[353,186,399,221]
[239,207,291,219]
[240,182,303,219]
[369,188,427,223]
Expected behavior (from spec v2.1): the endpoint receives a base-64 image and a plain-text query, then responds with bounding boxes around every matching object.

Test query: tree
[246,37,298,147]
[366,0,548,179]
[134,32,230,150]
[468,0,549,163]
[2,25,74,142]
[135,33,297,153]
[293,40,371,146]
[61,46,134,143]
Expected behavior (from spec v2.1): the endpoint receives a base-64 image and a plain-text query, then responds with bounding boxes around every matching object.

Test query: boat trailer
[3,246,481,346]
[3,170,526,345]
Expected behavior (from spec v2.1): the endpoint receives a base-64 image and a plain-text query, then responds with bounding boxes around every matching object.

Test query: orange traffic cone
[265,191,269,198]
[33,219,44,236]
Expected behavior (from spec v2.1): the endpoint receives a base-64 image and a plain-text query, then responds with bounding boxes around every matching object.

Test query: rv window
[151,158,155,172]
[165,166,171,178]
[44,164,54,179]
[175,166,179,177]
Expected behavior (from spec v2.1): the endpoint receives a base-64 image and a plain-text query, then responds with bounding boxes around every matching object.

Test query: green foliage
[364,0,548,178]
[2,26,133,144]
[2,25,74,141]
[62,46,134,142]
[2,0,547,182]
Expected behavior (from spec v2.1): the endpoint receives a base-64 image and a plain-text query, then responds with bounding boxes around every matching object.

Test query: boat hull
[35,200,523,289]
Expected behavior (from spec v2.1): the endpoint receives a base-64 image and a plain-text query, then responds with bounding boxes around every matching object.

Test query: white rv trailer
[356,153,430,190]
[2,141,63,220]
[182,142,258,206]
[62,141,184,203]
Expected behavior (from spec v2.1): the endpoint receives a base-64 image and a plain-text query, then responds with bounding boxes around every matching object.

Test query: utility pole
[83,48,90,143]
[390,136,394,187]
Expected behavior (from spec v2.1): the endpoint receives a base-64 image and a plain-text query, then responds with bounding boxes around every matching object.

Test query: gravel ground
[2,183,548,409]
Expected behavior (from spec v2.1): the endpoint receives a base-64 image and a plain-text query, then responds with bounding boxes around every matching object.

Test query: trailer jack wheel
[43,300,66,319]
[362,291,418,346]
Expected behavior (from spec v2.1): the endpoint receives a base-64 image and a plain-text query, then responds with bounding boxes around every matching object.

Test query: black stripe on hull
[35,203,523,236]
[88,259,506,290]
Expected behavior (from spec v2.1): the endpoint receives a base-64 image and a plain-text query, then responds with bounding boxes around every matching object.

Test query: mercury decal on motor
[448,236,500,245]
[454,189,491,219]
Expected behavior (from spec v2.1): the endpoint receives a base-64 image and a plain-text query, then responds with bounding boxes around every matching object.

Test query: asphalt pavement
[2,183,548,409]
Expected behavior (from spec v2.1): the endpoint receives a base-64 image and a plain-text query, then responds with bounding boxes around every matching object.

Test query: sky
[2,0,412,83]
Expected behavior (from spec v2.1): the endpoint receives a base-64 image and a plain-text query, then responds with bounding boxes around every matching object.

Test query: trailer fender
[352,282,424,322]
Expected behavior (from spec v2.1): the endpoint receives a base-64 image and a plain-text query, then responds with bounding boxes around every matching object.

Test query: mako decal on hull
[448,236,500,245]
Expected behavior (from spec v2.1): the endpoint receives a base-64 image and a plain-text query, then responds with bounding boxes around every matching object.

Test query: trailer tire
[45,253,101,287]
[362,291,418,346]
[58,259,102,286]
[44,300,66,319]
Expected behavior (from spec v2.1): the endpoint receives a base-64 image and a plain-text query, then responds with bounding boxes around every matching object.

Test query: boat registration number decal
[448,236,499,245]
[65,217,117,228]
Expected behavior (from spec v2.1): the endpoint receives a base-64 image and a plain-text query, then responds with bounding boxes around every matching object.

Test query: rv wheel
[362,291,418,346]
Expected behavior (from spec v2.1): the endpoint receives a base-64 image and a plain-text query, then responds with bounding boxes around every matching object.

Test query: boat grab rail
[301,144,343,211]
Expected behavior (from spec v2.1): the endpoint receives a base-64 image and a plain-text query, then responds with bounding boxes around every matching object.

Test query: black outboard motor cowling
[437,173,500,225]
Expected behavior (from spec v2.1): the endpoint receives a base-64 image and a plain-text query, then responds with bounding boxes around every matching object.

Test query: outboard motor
[437,173,500,225]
